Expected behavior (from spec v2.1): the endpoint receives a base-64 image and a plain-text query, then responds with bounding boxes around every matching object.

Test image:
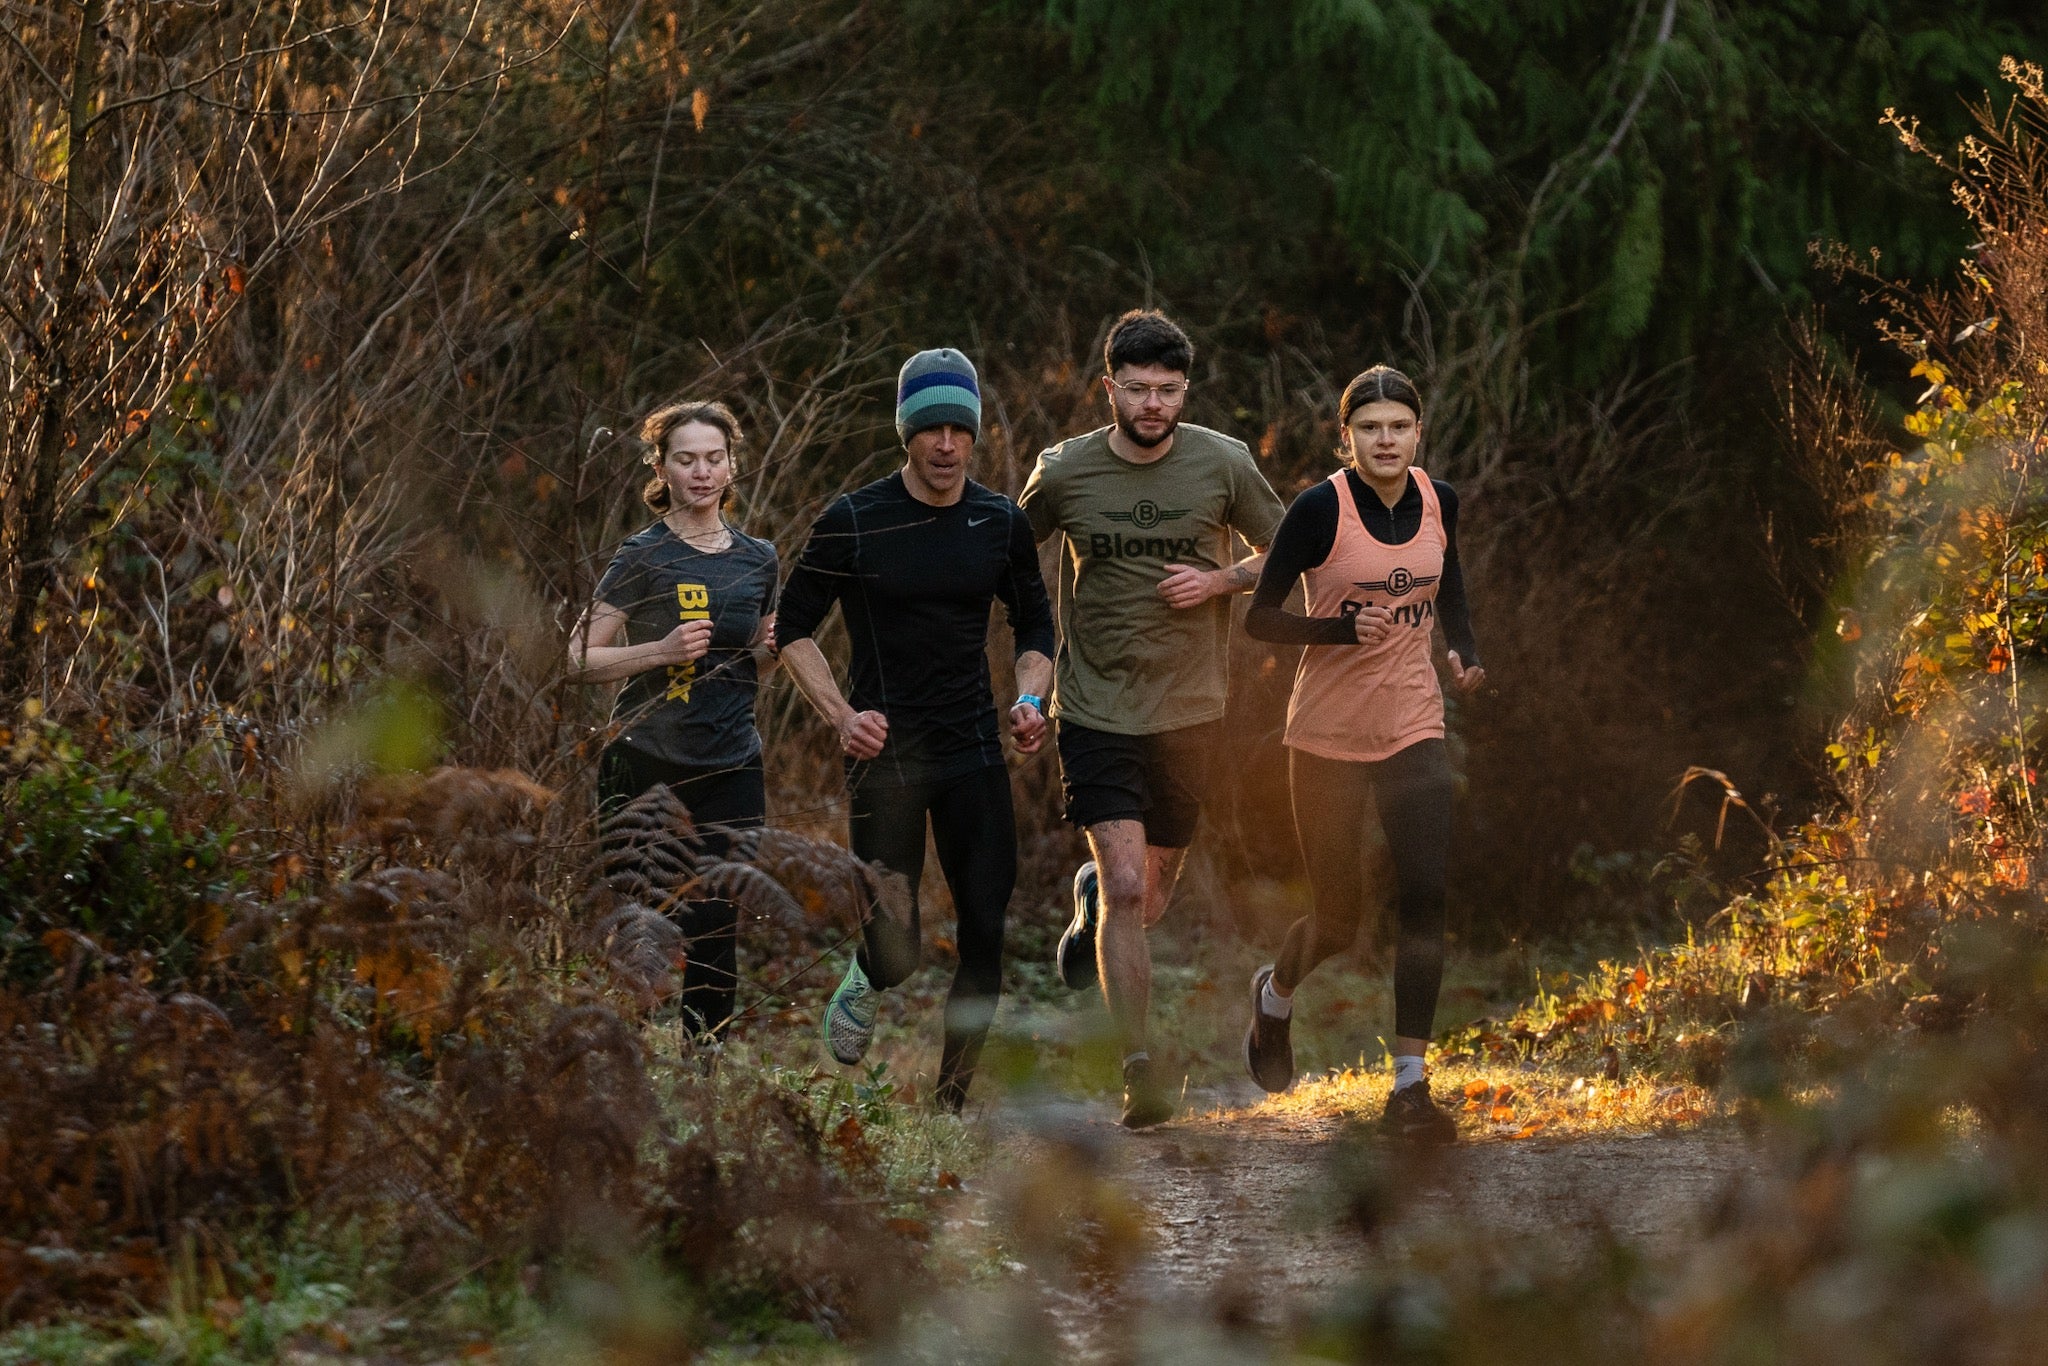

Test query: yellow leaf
[691,87,710,131]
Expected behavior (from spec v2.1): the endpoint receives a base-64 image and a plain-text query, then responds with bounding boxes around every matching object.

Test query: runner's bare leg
[1092,821,1190,1056]
[1089,820,1149,1054]
[1145,844,1187,925]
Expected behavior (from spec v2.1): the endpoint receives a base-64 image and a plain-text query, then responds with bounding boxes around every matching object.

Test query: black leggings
[1277,740,1453,1043]
[598,745,766,1040]
[849,763,1016,1109]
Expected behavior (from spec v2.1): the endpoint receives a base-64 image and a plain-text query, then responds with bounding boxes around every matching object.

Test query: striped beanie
[896,348,982,444]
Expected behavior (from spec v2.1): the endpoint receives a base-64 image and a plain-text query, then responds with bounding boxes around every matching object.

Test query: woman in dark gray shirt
[569,400,779,1043]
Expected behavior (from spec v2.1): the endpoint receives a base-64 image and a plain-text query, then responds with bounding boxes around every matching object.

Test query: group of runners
[568,309,1484,1142]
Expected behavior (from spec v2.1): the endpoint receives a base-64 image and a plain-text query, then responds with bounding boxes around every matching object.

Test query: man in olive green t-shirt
[1019,308,1284,1128]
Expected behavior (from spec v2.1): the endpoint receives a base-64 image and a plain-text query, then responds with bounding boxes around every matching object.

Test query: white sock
[1260,977,1293,1020]
[1392,1054,1426,1092]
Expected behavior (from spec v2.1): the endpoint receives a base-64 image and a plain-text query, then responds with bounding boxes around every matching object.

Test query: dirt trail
[954,1088,1765,1360]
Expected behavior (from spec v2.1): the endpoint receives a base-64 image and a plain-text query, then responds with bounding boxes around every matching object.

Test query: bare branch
[0,16,64,99]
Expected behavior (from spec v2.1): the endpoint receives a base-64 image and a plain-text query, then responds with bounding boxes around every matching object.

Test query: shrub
[0,723,245,987]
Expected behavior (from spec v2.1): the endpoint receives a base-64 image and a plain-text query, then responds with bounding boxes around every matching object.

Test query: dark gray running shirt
[595,522,778,770]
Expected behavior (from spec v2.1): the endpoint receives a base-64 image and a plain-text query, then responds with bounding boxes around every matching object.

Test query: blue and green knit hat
[895,348,982,444]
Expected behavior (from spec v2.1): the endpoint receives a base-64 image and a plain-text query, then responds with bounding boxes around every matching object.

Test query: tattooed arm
[1217,555,1265,591]
[1158,550,1267,609]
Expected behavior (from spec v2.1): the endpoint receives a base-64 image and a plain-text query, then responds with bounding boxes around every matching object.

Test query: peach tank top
[1283,468,1446,763]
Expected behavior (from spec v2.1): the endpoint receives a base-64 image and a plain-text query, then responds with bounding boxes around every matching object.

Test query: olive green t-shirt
[1019,423,1285,735]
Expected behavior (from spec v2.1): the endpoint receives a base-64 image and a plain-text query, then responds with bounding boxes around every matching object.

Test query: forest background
[3,0,2047,1358]
[6,0,2039,930]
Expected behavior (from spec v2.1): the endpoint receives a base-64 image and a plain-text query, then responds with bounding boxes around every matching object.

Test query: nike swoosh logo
[967,516,992,527]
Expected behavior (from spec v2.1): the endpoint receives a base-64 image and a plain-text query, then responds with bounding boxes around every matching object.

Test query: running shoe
[1378,1078,1458,1145]
[1056,861,1101,991]
[823,956,877,1066]
[1119,1053,1175,1129]
[1243,964,1295,1093]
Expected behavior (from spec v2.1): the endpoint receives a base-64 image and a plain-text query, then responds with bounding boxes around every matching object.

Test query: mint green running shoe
[823,956,878,1066]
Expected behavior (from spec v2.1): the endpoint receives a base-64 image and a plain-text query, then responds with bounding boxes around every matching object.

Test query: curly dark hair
[1104,309,1193,375]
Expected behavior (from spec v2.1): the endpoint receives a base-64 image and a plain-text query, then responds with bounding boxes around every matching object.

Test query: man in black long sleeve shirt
[778,347,1055,1113]
[777,473,1054,782]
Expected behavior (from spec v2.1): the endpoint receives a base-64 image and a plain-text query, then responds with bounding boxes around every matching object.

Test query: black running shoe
[1243,964,1295,1093]
[1120,1054,1175,1129]
[1378,1079,1458,1145]
[1056,861,1101,991]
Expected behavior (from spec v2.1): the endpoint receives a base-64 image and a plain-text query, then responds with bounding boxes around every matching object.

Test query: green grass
[0,893,1688,1365]
[735,900,1616,1121]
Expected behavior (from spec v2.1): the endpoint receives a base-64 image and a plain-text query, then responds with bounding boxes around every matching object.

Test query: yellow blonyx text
[665,582,710,701]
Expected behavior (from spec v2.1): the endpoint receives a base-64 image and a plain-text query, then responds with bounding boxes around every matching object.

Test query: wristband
[1014,693,1043,712]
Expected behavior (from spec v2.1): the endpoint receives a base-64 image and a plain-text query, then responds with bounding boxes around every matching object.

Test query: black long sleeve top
[1246,469,1480,665]
[778,473,1056,783]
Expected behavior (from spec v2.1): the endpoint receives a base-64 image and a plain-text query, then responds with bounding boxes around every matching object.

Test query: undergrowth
[0,719,952,1355]
[2,43,2045,1366]
[1429,65,2048,1115]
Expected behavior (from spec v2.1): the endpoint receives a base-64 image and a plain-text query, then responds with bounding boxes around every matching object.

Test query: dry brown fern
[596,904,689,1011]
[714,826,912,934]
[591,784,913,1009]
[598,785,701,913]
[360,766,556,842]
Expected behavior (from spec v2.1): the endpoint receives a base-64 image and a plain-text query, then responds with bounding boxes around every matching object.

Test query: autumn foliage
[0,752,926,1339]
[1439,64,2046,1095]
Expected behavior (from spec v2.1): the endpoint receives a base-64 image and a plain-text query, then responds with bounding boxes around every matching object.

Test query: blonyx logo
[1354,567,1438,598]
[1103,500,1190,531]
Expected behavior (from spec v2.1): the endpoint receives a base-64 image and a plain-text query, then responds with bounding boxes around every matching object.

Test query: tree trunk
[1,0,106,700]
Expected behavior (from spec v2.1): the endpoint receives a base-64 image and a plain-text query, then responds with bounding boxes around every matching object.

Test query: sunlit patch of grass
[768,924,1543,1116]
[1222,1058,1726,1141]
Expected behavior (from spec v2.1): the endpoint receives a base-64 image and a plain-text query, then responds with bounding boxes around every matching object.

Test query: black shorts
[1055,718,1218,849]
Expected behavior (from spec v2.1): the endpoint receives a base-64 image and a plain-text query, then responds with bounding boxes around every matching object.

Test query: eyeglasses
[1107,378,1189,405]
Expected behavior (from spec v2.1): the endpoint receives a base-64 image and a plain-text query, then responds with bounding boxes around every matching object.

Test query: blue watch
[1015,693,1043,712]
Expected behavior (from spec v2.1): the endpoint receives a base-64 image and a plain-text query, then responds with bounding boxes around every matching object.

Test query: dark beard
[1113,407,1178,450]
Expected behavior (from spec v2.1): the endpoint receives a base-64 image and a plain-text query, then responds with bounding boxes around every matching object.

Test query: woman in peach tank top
[1240,367,1486,1143]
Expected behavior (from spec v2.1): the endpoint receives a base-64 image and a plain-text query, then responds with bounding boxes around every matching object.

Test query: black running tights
[1276,740,1453,1043]
[849,763,1016,1109]
[598,745,766,1040]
